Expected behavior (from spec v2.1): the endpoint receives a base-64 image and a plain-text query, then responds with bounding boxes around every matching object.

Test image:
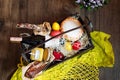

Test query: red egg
[72,41,81,50]
[53,50,64,60]
[50,30,61,38]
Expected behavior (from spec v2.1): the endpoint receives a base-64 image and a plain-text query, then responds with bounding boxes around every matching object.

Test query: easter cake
[61,17,83,41]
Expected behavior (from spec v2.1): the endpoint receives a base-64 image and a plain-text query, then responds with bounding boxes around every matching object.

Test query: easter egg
[52,22,60,31]
[64,42,72,51]
[72,41,81,50]
[50,30,61,37]
[53,50,64,60]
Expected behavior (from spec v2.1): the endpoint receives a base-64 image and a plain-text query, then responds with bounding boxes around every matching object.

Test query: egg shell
[50,30,61,38]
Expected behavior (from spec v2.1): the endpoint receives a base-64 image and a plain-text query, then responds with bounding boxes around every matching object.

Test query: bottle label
[35,50,40,60]
[30,48,44,61]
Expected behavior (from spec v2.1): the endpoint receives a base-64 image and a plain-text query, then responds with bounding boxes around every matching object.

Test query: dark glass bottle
[10,35,45,62]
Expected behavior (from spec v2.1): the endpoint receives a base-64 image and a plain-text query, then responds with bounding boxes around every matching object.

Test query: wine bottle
[10,35,45,50]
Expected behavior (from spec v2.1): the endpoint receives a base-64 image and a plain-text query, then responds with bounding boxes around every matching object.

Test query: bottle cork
[10,37,22,43]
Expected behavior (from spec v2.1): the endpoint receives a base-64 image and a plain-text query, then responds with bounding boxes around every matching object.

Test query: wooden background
[0,0,120,80]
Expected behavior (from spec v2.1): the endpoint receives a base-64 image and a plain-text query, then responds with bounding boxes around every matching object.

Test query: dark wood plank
[26,0,76,24]
[98,0,120,80]
[84,0,120,79]
[0,0,21,80]
[0,0,120,80]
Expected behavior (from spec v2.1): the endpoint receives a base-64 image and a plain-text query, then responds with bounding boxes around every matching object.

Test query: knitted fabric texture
[79,31,114,67]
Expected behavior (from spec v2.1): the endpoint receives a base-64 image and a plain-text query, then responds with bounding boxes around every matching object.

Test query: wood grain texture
[0,0,120,80]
